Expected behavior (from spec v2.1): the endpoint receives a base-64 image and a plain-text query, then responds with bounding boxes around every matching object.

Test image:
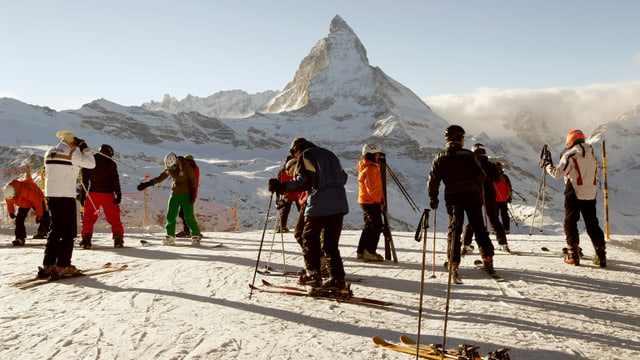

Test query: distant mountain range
[1,15,638,234]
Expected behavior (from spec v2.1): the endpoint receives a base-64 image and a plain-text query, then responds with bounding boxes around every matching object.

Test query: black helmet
[444,125,465,142]
[471,143,487,156]
[99,144,114,157]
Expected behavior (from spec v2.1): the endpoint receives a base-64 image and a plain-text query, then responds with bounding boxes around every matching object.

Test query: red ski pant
[81,192,124,238]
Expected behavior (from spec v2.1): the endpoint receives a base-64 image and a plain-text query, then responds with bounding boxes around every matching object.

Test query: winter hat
[471,143,487,156]
[99,144,114,158]
[362,144,382,155]
[444,125,465,142]
[566,129,586,148]
[56,130,75,144]
[185,154,194,161]
[289,137,312,155]
[3,183,16,199]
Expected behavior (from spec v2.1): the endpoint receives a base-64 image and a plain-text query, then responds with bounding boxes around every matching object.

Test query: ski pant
[462,201,508,246]
[496,202,510,233]
[43,197,77,267]
[14,203,50,240]
[357,202,383,254]
[564,191,605,249]
[81,192,124,239]
[166,194,200,237]
[447,200,494,265]
[277,197,293,230]
[178,206,190,234]
[301,213,345,280]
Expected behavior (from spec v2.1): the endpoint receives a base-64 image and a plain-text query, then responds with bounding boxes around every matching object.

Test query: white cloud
[634,52,640,66]
[424,81,640,138]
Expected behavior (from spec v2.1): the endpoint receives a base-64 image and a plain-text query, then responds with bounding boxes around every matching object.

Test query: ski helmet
[566,129,586,148]
[444,125,465,142]
[3,183,16,199]
[471,143,487,156]
[99,144,114,158]
[164,152,178,169]
[362,144,382,155]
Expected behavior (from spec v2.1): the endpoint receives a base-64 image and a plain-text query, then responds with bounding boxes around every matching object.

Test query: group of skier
[3,124,608,283]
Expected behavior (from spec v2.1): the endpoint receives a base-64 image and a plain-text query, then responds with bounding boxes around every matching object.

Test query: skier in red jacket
[4,176,50,246]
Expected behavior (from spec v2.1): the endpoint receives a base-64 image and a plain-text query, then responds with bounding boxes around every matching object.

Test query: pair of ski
[540,246,592,260]
[10,262,128,289]
[256,268,363,283]
[249,279,392,307]
[373,335,511,360]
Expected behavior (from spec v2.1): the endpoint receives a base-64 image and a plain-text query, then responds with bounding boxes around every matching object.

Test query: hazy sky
[2,0,639,110]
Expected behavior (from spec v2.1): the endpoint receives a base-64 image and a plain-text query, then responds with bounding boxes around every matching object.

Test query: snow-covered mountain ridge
[1,15,639,234]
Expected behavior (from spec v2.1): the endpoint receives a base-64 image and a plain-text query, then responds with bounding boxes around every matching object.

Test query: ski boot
[163,235,176,246]
[54,265,81,279]
[593,246,607,268]
[191,235,202,246]
[461,245,474,256]
[483,257,497,276]
[80,233,92,249]
[499,244,511,253]
[564,246,580,266]
[114,232,124,248]
[12,238,25,246]
[457,344,481,360]
[37,265,57,279]
[487,347,511,360]
[298,270,322,287]
[309,277,352,297]
[176,230,190,238]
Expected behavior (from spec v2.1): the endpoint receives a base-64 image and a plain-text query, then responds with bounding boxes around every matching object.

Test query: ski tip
[473,259,483,266]
[541,247,549,251]
[399,335,415,345]
[372,336,388,346]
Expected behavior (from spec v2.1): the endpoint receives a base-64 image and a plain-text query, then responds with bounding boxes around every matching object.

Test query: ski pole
[508,202,519,227]
[529,167,546,236]
[386,164,420,212]
[249,192,274,299]
[415,208,430,360]
[441,212,458,356]
[431,209,437,279]
[602,140,610,239]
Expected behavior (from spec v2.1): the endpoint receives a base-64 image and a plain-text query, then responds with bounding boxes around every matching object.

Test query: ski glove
[429,198,438,210]
[79,190,86,206]
[36,216,42,223]
[137,181,152,191]
[540,147,553,168]
[268,178,282,194]
[9,213,16,219]
[113,192,122,205]
[74,137,88,152]
[189,192,196,204]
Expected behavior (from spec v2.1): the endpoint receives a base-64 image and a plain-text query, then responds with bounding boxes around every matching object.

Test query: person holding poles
[542,129,606,267]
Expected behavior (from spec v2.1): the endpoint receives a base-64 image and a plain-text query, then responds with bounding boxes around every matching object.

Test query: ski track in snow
[0,230,639,359]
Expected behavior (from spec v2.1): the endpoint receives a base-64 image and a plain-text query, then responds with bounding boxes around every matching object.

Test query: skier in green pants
[137,153,202,245]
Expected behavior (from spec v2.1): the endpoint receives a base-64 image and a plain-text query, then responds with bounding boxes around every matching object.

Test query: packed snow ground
[1,225,638,360]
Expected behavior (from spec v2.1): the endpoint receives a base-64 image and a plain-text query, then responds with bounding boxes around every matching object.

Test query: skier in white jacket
[38,130,96,279]
[542,129,606,267]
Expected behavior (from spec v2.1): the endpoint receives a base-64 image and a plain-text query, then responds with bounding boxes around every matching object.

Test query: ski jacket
[494,173,512,203]
[357,159,383,205]
[44,140,96,198]
[278,167,299,202]
[5,178,46,216]
[546,142,598,200]
[478,156,500,205]
[147,158,196,196]
[427,142,486,206]
[82,154,121,197]
[283,145,349,217]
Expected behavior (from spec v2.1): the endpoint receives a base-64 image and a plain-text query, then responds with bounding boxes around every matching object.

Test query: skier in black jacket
[80,144,124,248]
[461,144,510,252]
[427,125,496,277]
